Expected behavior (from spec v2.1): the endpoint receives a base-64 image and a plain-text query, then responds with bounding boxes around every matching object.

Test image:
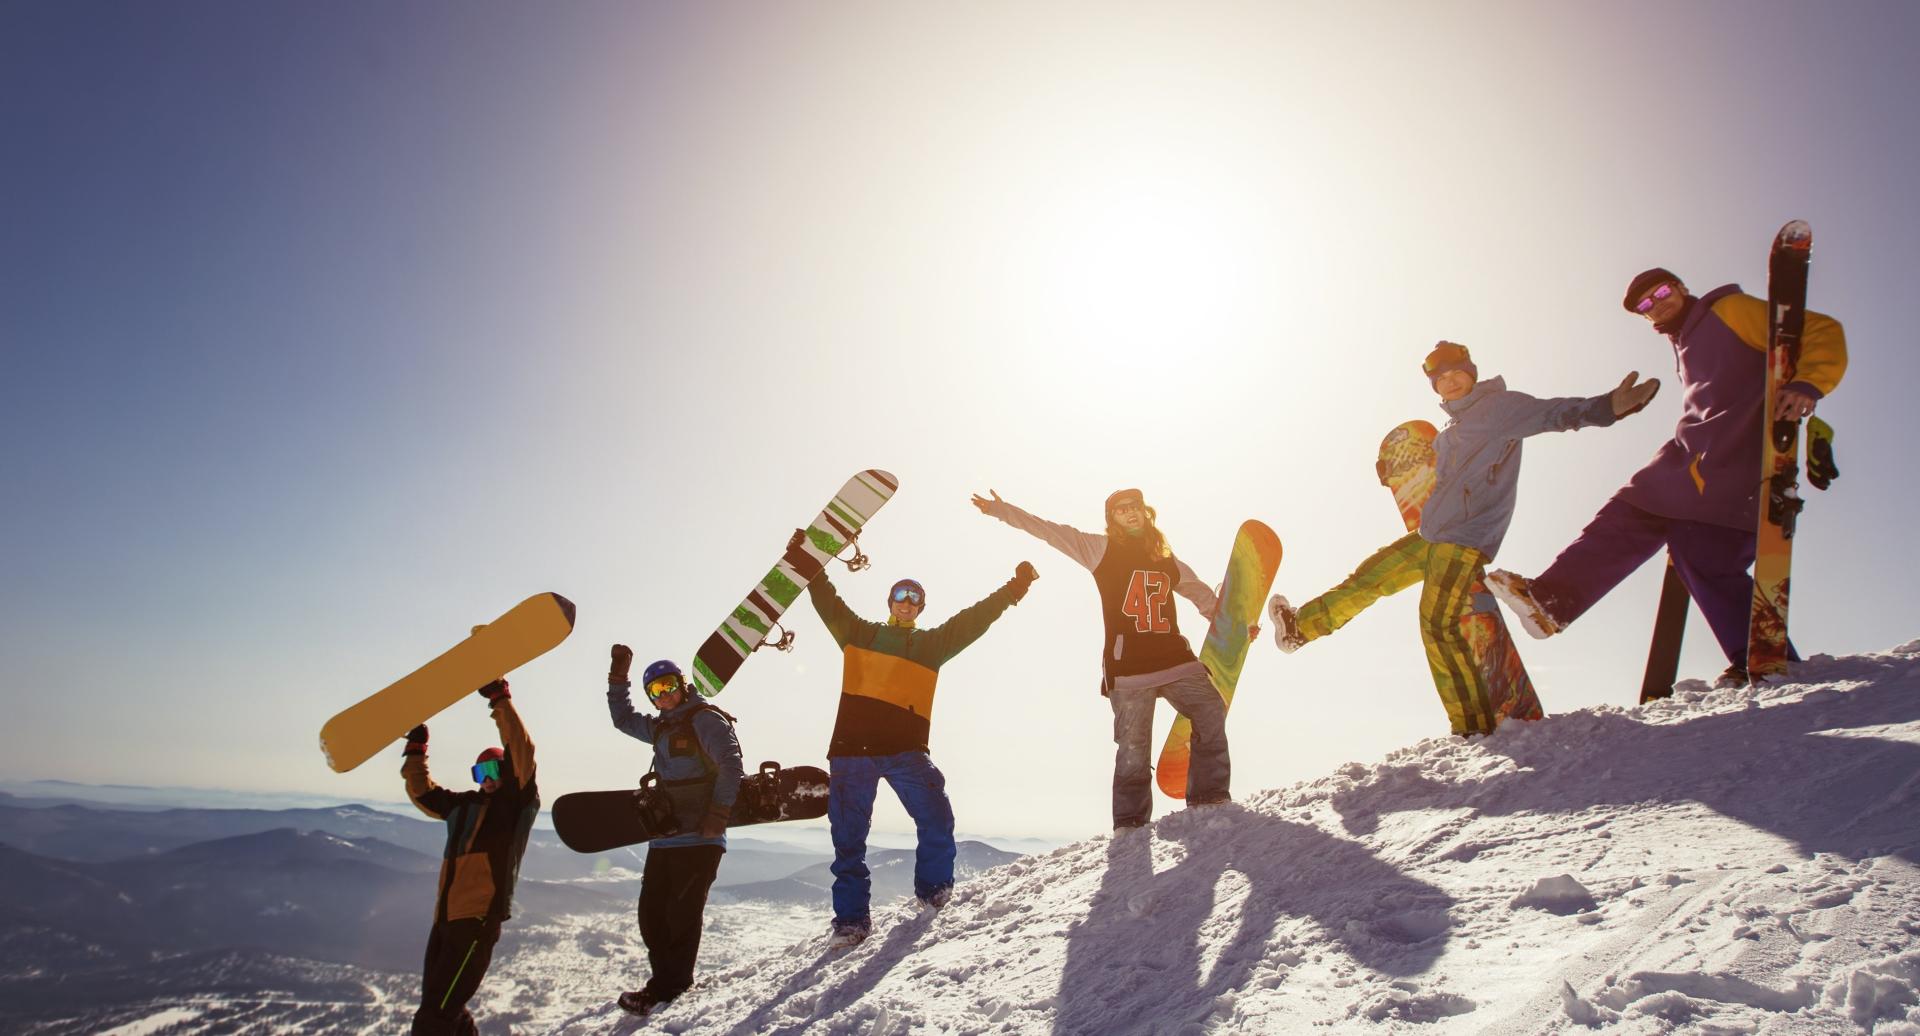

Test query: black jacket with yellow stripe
[402,698,539,925]
[809,571,1020,757]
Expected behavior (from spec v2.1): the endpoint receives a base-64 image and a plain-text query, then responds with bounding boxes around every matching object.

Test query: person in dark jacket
[402,679,539,1036]
[797,528,1036,948]
[606,645,744,1017]
[1268,343,1655,735]
[1487,269,1847,685]
[973,489,1232,830]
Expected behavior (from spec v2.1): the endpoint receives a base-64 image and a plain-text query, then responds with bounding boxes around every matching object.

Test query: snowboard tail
[319,593,576,773]
[1155,520,1282,799]
[690,470,897,698]
[553,762,829,853]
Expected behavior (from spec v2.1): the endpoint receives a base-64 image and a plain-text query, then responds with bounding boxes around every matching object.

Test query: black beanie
[1623,268,1681,312]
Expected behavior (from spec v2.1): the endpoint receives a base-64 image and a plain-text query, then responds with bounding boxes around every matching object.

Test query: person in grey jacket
[1266,342,1657,735]
[606,645,744,1018]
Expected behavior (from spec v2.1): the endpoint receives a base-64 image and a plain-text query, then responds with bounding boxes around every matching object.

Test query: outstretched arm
[924,562,1038,664]
[1489,387,1622,440]
[971,490,1107,571]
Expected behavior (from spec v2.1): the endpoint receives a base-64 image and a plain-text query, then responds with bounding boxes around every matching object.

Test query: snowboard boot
[1267,595,1306,653]
[1713,665,1750,690]
[916,884,953,913]
[618,989,663,1017]
[1485,571,1562,640]
[827,918,871,950]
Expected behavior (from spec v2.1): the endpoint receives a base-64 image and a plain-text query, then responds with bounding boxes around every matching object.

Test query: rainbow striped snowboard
[1379,420,1543,726]
[319,593,576,773]
[1155,520,1282,799]
[690,470,898,697]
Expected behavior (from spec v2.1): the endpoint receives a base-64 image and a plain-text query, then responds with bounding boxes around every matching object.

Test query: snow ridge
[557,643,1920,1034]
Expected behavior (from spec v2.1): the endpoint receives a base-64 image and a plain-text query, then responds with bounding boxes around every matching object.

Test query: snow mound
[553,642,1920,1034]
[1511,874,1598,915]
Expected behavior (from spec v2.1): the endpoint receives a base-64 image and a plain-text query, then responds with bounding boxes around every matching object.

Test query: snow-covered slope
[558,640,1920,1035]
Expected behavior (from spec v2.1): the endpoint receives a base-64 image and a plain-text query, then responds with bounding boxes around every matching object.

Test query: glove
[610,644,633,684]
[403,724,429,756]
[698,804,730,840]
[1807,431,1839,491]
[478,679,510,704]
[1008,560,1038,603]
[786,528,825,581]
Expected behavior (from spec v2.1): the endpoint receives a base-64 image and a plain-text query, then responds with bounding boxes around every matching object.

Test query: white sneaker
[1267,595,1306,653]
[1484,571,1562,640]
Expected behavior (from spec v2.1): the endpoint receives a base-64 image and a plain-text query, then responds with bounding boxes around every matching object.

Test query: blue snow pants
[827,751,956,925]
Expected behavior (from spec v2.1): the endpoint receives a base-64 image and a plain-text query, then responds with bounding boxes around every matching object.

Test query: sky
[4,1,1918,841]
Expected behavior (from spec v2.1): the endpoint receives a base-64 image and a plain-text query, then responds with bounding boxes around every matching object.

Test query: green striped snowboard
[690,470,898,697]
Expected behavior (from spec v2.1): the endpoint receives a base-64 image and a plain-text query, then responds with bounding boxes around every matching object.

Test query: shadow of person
[1052,803,1455,1036]
[1328,652,1920,867]
[727,908,938,1036]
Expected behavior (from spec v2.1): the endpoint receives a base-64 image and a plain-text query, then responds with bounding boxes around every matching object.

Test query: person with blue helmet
[604,646,744,1018]
[792,529,1038,949]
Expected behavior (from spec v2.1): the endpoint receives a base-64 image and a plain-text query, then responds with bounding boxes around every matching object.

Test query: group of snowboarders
[392,262,1847,1029]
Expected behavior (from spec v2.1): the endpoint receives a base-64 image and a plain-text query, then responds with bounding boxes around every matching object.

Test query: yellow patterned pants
[1295,533,1495,736]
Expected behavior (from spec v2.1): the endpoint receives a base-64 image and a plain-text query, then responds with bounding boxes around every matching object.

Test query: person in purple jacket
[1488,268,1848,686]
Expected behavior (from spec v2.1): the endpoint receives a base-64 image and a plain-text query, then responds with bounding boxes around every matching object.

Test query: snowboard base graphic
[553,762,829,854]
[1155,520,1283,799]
[691,470,898,698]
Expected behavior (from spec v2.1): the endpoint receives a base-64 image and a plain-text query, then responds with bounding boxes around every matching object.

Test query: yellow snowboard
[319,593,575,772]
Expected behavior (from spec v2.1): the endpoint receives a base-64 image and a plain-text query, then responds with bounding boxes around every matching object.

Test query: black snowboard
[553,761,829,854]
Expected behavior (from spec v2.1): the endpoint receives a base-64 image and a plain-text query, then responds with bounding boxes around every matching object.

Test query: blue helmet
[642,659,683,686]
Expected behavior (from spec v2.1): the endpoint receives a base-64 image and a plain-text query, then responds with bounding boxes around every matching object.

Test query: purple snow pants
[1530,493,1796,669]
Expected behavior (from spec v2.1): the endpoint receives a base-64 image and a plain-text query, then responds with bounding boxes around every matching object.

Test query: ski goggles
[1421,342,1472,376]
[471,759,502,784]
[644,673,685,704]
[890,584,925,607]
[1633,282,1676,314]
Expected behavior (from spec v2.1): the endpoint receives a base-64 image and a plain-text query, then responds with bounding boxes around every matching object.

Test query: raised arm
[923,562,1037,664]
[480,680,535,788]
[400,724,457,820]
[806,569,868,649]
[971,490,1107,571]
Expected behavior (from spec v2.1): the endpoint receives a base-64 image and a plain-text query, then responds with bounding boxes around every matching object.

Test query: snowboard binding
[839,542,871,572]
[756,622,797,653]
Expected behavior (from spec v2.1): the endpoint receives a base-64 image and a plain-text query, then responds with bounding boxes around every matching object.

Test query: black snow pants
[412,917,500,1035]
[638,843,726,1001]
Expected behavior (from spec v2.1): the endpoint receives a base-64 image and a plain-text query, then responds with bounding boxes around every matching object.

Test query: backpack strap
[655,702,738,778]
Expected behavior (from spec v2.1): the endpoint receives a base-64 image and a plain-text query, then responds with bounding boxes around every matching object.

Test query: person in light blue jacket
[1267,343,1656,735]
[605,645,744,1018]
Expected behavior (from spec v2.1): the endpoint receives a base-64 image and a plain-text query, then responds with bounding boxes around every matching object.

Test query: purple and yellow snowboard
[1379,421,1543,726]
[1154,520,1282,799]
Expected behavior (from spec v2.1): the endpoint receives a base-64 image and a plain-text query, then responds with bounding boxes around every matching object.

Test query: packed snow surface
[555,641,1920,1034]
